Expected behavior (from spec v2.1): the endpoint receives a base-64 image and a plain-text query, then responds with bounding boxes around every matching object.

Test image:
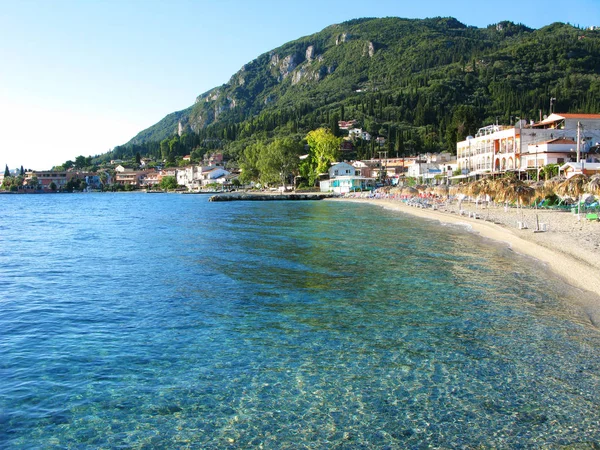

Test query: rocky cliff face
[125,17,551,146]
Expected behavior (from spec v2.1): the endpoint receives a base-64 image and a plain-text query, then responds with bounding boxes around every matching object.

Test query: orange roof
[555,113,600,119]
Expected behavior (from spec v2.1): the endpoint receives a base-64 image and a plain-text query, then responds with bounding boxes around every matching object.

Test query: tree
[135,152,141,165]
[4,165,9,177]
[303,128,342,186]
[257,138,302,188]
[159,176,178,190]
[239,141,264,184]
[20,165,24,176]
[49,181,57,192]
[445,105,480,152]
[29,176,39,190]
[99,172,108,188]
[74,155,87,169]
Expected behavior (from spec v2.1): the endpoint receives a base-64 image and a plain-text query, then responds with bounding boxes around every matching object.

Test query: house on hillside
[204,152,224,166]
[320,162,375,193]
[348,128,363,139]
[115,170,149,186]
[200,167,230,187]
[338,120,358,130]
[340,140,354,152]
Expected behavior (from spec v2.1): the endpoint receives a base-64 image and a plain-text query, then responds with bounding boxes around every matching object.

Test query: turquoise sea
[1,193,599,448]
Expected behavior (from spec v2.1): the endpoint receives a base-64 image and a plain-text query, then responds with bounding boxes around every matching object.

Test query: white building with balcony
[456,113,600,177]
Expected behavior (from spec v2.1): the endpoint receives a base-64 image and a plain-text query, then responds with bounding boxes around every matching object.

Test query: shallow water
[1,193,599,448]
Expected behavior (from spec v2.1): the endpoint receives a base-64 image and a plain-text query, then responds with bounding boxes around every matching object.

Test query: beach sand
[332,197,600,325]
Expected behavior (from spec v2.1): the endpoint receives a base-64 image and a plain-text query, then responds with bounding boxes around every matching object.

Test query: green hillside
[105,17,600,163]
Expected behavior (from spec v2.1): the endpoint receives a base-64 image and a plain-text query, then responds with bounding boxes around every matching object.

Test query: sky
[1,0,599,171]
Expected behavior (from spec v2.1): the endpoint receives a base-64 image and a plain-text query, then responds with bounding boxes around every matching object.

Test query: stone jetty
[209,193,334,202]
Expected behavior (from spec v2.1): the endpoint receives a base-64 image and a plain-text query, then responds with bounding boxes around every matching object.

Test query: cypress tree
[4,165,9,177]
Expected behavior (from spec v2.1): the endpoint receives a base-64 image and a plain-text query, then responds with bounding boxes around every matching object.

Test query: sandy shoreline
[331,196,600,319]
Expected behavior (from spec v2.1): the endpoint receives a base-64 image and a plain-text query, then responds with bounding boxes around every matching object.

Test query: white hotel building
[456,113,600,178]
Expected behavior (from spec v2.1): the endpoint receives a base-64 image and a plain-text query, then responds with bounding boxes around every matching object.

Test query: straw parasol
[514,185,535,207]
[435,184,449,197]
[490,177,515,203]
[529,180,549,202]
[586,174,600,196]
[544,175,566,196]
[402,186,418,196]
[556,174,589,199]
[449,183,466,196]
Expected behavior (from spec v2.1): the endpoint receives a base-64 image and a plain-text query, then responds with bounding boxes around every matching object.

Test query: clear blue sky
[1,0,599,170]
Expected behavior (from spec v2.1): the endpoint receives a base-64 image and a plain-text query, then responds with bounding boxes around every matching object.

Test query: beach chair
[586,213,599,222]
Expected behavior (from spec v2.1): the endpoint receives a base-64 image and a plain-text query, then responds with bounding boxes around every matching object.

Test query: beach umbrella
[390,187,402,194]
[465,181,480,197]
[402,186,418,196]
[544,175,566,196]
[490,177,512,203]
[415,185,428,193]
[435,184,449,197]
[515,185,535,207]
[489,177,508,199]
[586,174,600,196]
[556,174,589,198]
[529,180,549,202]
[557,174,589,216]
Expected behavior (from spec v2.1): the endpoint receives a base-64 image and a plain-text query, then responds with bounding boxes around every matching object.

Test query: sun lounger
[586,213,599,222]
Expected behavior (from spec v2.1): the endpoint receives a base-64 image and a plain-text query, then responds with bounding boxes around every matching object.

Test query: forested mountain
[105,17,600,164]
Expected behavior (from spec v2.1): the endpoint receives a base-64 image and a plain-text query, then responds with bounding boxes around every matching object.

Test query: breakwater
[209,192,334,202]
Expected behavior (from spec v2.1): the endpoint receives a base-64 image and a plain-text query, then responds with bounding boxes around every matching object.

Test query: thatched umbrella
[586,174,600,196]
[449,183,466,196]
[557,174,589,216]
[556,174,589,199]
[491,177,530,213]
[465,181,480,198]
[490,177,513,204]
[529,180,549,203]
[515,185,535,207]
[544,175,566,196]
[402,186,418,196]
[435,184,449,197]
[415,185,428,194]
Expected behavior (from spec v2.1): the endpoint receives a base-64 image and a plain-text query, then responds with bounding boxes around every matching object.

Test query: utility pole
[378,150,387,184]
[577,122,581,163]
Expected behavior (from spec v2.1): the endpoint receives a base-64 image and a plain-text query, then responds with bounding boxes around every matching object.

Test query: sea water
[0,193,599,448]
